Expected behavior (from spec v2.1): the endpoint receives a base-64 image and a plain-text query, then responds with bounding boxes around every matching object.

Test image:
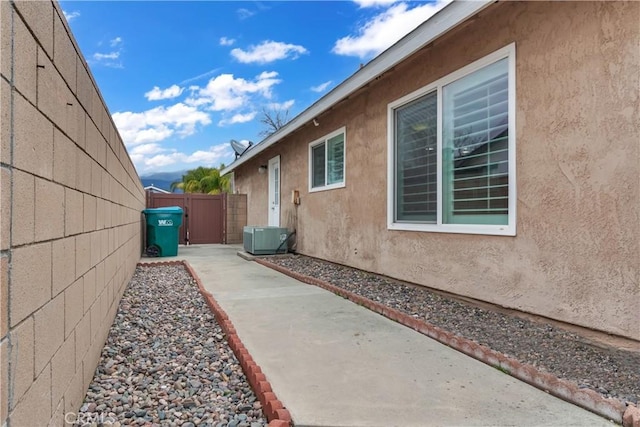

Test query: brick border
[138,261,293,427]
[254,258,637,426]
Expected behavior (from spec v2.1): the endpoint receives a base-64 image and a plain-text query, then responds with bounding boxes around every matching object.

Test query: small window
[309,127,346,192]
[388,44,516,236]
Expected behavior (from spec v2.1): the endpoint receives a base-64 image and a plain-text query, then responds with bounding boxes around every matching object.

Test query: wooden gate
[146,193,225,244]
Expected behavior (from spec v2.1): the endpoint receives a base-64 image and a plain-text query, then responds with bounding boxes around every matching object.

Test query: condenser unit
[243,226,289,255]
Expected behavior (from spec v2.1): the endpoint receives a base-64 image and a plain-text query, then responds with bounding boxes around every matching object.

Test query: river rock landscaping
[80,254,638,426]
[265,254,640,407]
[80,264,266,427]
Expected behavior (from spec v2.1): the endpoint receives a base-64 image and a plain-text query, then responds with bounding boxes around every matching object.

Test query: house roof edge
[221,0,493,176]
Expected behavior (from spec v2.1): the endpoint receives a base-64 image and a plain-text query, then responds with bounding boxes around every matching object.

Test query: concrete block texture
[64,187,83,236]
[13,1,53,59]
[10,169,34,246]
[91,160,102,199]
[53,127,77,188]
[1,168,10,251]
[34,293,64,375]
[51,332,75,415]
[82,267,96,315]
[85,117,100,164]
[75,233,91,278]
[3,1,145,425]
[83,193,97,232]
[35,177,65,242]
[75,108,87,151]
[75,149,92,194]
[12,11,37,104]
[8,316,34,408]
[50,397,65,427]
[0,338,7,426]
[63,369,84,421]
[10,242,52,327]
[90,231,102,267]
[0,1,10,81]
[9,363,52,427]
[75,62,93,126]
[64,277,83,339]
[53,10,77,94]
[52,236,76,297]
[1,79,11,166]
[37,46,75,137]
[96,197,106,230]
[1,256,8,337]
[74,312,90,373]
[13,91,53,179]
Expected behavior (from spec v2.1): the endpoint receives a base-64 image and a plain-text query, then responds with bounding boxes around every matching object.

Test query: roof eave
[221,0,493,176]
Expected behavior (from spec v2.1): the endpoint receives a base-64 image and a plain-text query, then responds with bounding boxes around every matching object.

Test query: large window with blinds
[309,127,346,192]
[388,44,515,235]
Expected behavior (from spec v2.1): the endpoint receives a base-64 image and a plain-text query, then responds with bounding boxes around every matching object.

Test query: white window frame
[387,43,516,236]
[308,126,346,193]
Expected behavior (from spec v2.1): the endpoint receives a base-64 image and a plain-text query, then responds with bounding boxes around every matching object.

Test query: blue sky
[60,0,448,176]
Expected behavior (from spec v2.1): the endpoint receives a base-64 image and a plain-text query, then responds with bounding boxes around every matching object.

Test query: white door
[268,156,280,226]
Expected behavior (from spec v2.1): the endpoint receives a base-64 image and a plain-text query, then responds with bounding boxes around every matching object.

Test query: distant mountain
[140,170,186,192]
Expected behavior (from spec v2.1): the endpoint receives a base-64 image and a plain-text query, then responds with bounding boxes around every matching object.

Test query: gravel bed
[80,264,266,427]
[266,254,640,405]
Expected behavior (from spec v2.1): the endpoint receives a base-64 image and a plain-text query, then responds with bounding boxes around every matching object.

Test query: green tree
[170,165,230,194]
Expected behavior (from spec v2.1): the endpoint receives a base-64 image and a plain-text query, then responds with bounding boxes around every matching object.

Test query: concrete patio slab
[151,244,611,427]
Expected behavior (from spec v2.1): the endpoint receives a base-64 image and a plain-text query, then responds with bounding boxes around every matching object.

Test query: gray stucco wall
[234,1,640,341]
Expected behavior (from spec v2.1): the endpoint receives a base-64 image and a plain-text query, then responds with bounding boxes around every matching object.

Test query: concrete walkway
[152,244,610,427]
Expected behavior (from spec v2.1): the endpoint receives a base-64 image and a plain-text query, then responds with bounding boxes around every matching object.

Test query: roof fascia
[222,0,493,175]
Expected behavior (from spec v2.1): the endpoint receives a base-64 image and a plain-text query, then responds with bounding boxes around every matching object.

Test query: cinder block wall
[225,194,247,244]
[0,1,145,425]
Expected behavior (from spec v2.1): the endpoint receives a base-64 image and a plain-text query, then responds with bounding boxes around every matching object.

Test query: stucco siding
[234,1,639,340]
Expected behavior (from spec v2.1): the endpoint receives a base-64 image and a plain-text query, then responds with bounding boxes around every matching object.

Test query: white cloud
[218,112,257,127]
[133,145,231,172]
[63,10,80,22]
[129,143,166,156]
[187,71,282,112]
[311,81,332,93]
[180,68,221,85]
[220,37,236,46]
[237,8,255,20]
[266,100,295,111]
[333,0,451,59]
[113,103,211,146]
[140,153,179,168]
[354,0,398,7]
[231,40,308,64]
[117,68,289,172]
[93,36,125,68]
[93,51,120,61]
[186,145,231,163]
[145,84,185,101]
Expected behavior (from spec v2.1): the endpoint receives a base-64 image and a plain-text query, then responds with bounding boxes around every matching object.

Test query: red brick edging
[254,258,638,427]
[138,261,293,427]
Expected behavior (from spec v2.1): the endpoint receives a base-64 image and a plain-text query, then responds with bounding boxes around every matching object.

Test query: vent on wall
[243,226,289,255]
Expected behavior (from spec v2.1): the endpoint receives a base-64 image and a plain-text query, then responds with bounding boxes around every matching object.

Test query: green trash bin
[143,206,183,257]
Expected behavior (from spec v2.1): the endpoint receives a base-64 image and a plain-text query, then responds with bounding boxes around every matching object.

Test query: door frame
[268,155,281,226]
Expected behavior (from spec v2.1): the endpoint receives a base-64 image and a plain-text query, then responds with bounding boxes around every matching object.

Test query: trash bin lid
[143,206,183,214]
